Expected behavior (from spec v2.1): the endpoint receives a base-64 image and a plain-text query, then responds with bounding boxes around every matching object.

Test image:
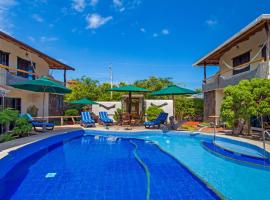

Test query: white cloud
[0,0,17,33]
[86,14,113,29]
[32,14,44,22]
[113,0,122,7]
[90,0,98,7]
[161,29,169,35]
[153,33,158,37]
[140,28,145,33]
[206,19,218,27]
[72,0,86,12]
[40,36,58,43]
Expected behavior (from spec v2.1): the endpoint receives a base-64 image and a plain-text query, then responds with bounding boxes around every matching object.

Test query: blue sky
[1,0,269,89]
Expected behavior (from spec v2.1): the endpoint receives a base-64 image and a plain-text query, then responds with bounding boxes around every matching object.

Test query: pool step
[202,141,270,168]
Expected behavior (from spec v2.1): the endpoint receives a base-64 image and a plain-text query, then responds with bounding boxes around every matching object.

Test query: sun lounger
[99,111,113,125]
[24,113,54,132]
[144,112,168,129]
[81,112,95,127]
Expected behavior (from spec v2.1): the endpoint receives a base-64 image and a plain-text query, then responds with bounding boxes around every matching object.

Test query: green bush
[175,97,203,121]
[146,106,164,121]
[65,109,79,116]
[12,118,32,138]
[113,108,123,122]
[0,133,13,143]
[0,108,19,133]
[181,124,196,131]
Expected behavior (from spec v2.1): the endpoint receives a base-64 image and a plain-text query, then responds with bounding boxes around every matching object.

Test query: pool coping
[0,126,269,160]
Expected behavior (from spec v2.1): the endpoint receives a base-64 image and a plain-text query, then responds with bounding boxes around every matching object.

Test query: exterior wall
[6,89,49,116]
[0,38,50,76]
[203,91,216,121]
[0,37,57,116]
[215,89,225,117]
[92,101,122,121]
[219,29,268,77]
[145,99,173,120]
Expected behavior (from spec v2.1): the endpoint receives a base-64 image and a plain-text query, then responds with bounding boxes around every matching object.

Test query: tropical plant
[113,108,123,122]
[12,117,32,138]
[64,108,79,116]
[175,97,203,121]
[221,78,270,133]
[0,108,19,133]
[0,133,13,143]
[146,105,164,121]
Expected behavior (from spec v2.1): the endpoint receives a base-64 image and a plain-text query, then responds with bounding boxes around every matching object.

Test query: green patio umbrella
[107,85,149,121]
[150,85,196,116]
[9,76,71,117]
[69,98,97,105]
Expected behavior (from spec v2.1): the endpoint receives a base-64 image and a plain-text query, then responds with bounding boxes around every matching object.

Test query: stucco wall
[92,101,122,120]
[219,29,267,77]
[0,38,50,76]
[215,89,224,117]
[145,99,173,119]
[0,37,51,116]
[7,89,49,116]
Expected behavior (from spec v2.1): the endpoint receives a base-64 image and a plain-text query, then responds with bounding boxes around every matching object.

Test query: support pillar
[63,69,67,86]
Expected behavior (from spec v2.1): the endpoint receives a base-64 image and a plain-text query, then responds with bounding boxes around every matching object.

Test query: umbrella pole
[129,92,132,123]
[172,95,175,117]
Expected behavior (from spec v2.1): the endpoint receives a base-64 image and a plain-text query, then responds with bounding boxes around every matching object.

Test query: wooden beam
[63,69,67,86]
[203,63,207,83]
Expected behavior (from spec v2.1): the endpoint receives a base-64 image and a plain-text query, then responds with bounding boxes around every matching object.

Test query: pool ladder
[262,130,270,162]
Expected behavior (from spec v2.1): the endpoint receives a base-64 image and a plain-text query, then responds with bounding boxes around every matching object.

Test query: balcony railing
[0,64,64,86]
[203,62,269,92]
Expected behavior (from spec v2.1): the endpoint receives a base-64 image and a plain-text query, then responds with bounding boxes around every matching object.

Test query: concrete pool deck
[0,124,269,159]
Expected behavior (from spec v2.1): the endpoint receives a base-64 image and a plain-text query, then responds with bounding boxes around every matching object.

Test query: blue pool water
[86,130,270,200]
[0,131,219,200]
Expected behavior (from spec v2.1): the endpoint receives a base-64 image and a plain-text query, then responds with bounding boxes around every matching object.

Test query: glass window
[232,51,250,75]
[4,97,21,112]
[17,57,36,80]
[0,51,9,66]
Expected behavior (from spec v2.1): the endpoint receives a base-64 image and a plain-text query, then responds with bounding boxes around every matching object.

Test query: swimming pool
[0,130,270,200]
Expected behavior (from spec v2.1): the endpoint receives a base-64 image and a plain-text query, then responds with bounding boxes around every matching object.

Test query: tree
[134,76,173,99]
[221,78,270,133]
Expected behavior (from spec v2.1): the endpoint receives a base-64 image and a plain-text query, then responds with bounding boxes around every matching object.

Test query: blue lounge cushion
[81,112,95,124]
[99,112,113,124]
[31,121,54,127]
[144,112,168,127]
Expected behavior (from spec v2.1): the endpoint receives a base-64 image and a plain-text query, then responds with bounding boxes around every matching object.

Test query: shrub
[181,124,196,131]
[27,105,39,117]
[0,108,19,133]
[113,108,123,122]
[12,118,32,138]
[0,133,13,143]
[65,109,79,116]
[146,106,164,121]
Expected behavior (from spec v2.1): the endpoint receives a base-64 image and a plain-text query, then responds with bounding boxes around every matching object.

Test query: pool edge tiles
[202,141,270,169]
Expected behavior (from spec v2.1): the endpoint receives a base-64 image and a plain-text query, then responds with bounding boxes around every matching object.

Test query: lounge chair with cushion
[81,112,95,127]
[99,111,113,125]
[144,112,168,129]
[24,113,54,132]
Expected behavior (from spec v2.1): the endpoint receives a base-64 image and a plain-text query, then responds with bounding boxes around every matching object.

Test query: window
[1,97,21,112]
[17,57,36,80]
[232,51,250,75]
[0,51,9,66]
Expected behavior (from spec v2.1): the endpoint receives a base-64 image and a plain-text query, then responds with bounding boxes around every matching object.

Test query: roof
[0,31,75,71]
[193,14,270,66]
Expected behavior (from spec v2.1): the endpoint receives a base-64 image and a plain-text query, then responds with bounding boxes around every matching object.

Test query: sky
[1,0,270,89]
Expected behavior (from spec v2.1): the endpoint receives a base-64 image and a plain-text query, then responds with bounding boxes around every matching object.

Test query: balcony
[203,62,269,92]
